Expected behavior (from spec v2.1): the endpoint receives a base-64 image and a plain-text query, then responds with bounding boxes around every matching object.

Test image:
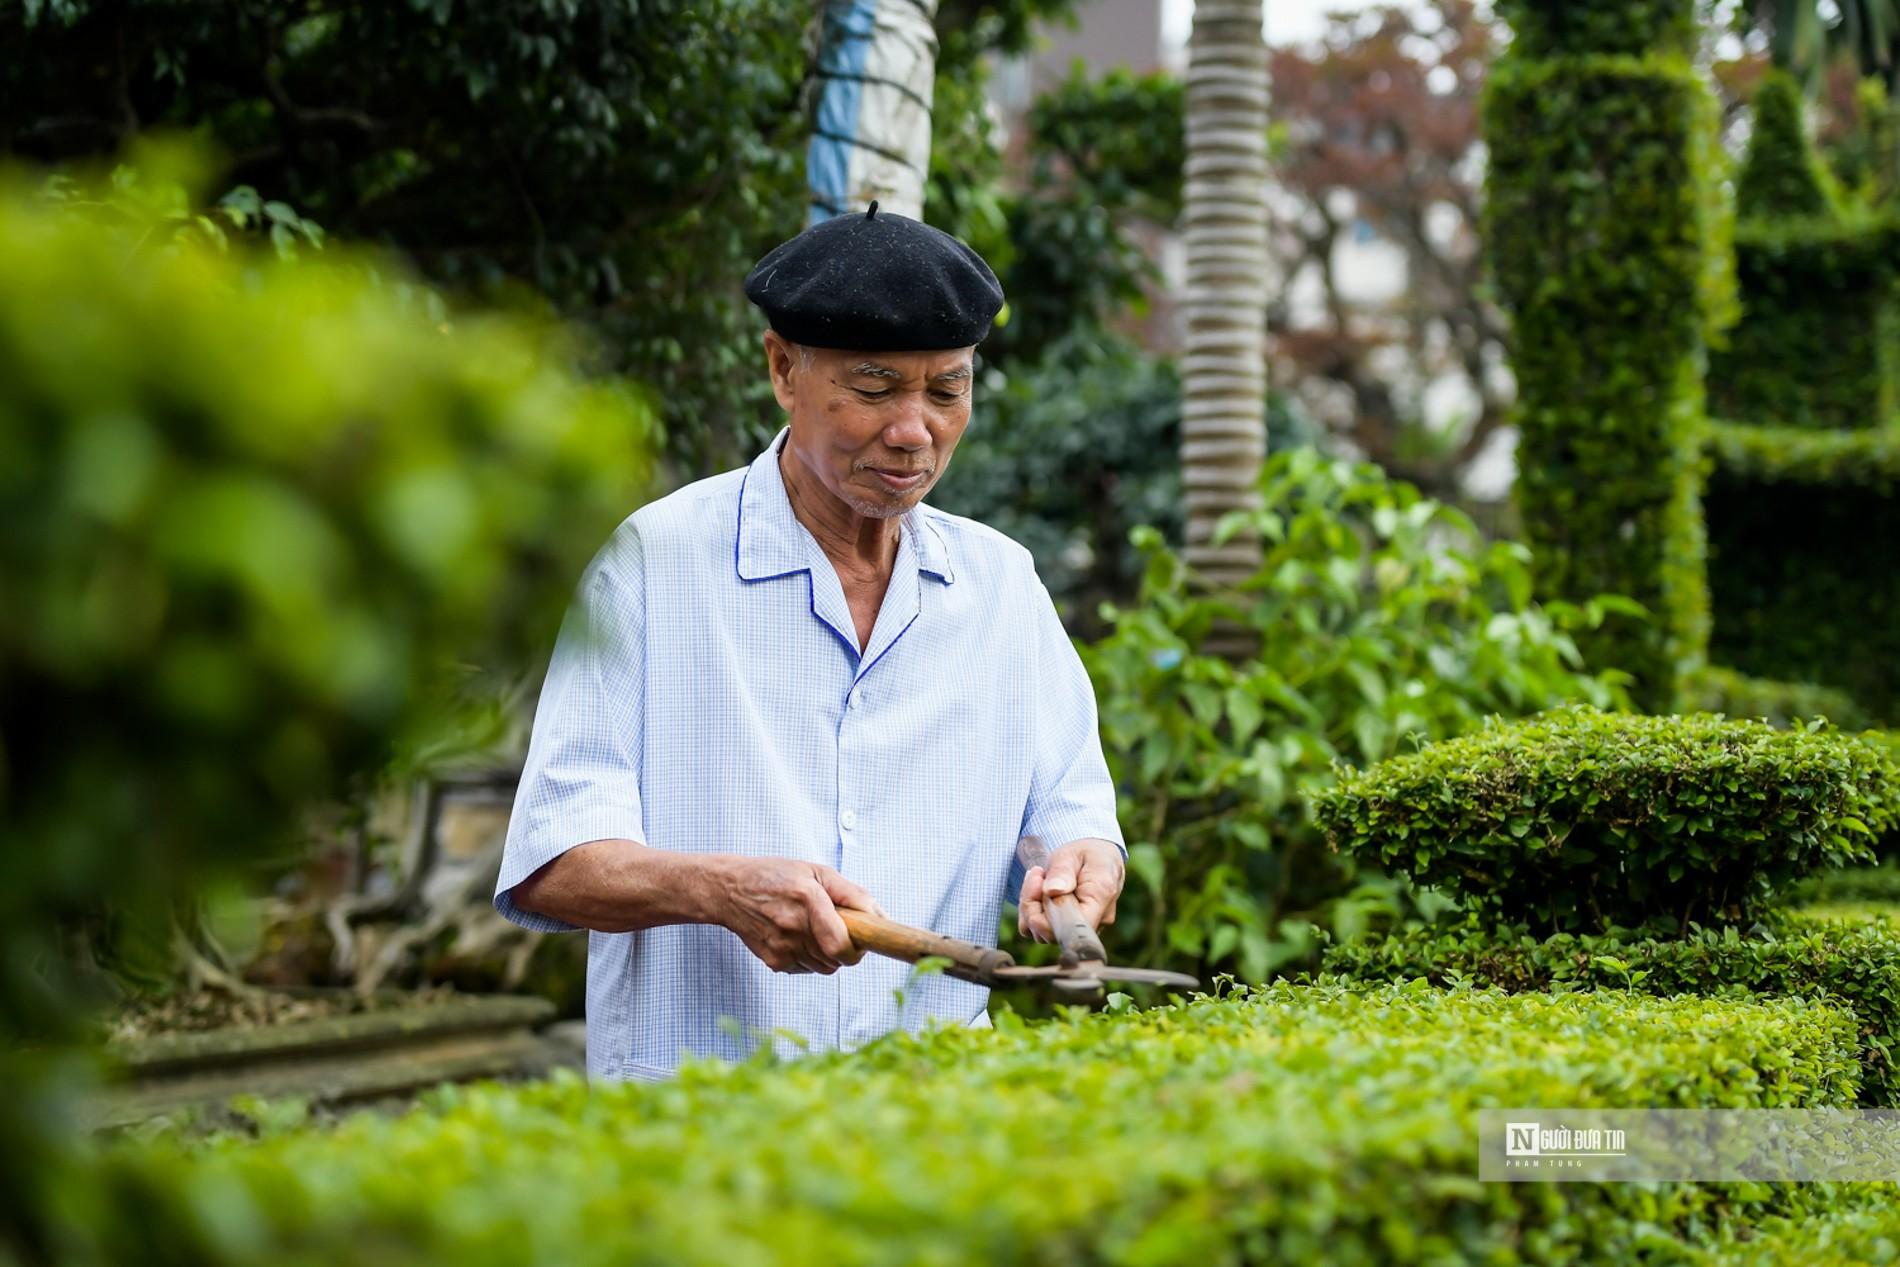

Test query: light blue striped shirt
[495,426,1125,1079]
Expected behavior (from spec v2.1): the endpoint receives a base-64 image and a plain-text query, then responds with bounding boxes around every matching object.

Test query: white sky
[1161,0,1431,51]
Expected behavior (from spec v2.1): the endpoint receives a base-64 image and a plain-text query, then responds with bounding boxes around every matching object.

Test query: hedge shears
[839,836,1199,996]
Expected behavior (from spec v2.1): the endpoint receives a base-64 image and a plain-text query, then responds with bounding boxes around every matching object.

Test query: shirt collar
[735,427,955,585]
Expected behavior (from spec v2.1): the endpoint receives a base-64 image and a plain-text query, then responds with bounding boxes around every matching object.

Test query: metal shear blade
[992,963,1200,993]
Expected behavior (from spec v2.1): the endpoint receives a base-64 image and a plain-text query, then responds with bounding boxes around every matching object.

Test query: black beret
[744,202,1004,351]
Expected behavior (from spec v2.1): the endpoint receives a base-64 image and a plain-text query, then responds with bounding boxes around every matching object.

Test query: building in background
[987,0,1513,503]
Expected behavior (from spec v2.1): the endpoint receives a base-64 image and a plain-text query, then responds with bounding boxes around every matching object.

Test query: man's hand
[714,857,886,975]
[1017,838,1124,945]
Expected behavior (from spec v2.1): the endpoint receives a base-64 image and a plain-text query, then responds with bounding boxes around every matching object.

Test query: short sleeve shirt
[495,426,1125,1080]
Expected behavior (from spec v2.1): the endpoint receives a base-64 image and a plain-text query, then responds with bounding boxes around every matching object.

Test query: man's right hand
[713,857,885,974]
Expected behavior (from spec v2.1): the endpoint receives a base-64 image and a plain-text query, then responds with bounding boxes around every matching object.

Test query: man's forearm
[510,838,732,934]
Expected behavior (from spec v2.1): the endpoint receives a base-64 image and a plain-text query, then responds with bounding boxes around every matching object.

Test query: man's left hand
[1017,838,1123,945]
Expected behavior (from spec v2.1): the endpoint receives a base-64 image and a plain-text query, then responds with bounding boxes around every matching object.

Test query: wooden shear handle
[840,908,1016,985]
[1046,892,1108,968]
[1017,836,1109,967]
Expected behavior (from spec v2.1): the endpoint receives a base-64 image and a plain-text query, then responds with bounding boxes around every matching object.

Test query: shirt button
[847,689,860,710]
[841,810,857,831]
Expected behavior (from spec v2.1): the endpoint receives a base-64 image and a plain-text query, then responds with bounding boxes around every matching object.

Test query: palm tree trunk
[808,0,941,223]
[1182,0,1270,595]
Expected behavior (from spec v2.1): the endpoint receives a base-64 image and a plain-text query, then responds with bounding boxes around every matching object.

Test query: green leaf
[1226,686,1264,744]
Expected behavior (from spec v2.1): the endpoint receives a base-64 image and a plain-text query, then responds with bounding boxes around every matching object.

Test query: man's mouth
[867,467,928,492]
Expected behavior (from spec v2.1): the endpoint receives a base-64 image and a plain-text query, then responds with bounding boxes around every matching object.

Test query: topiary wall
[1708,222,1899,431]
[1704,425,1900,719]
[1486,0,1724,713]
[1703,73,1900,723]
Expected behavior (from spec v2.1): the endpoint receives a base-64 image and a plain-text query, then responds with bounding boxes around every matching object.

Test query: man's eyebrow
[848,362,904,379]
[933,365,974,383]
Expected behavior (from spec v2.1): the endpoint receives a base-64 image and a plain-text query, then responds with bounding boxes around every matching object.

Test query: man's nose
[882,396,930,449]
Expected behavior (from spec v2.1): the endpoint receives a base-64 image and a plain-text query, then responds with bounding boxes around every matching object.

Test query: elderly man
[494,203,1126,1080]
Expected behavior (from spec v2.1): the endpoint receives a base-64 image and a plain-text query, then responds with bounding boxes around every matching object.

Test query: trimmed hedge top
[1497,0,1696,60]
[1737,71,1838,220]
[1314,706,1885,932]
[87,981,1861,1267]
[1324,912,1900,1106]
[1707,420,1900,491]
[1677,665,1870,732]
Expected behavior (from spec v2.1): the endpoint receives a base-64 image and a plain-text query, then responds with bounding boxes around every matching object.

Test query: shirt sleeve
[494,519,648,933]
[1018,576,1126,864]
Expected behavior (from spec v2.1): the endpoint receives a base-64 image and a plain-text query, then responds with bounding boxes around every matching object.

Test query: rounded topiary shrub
[1314,705,1888,933]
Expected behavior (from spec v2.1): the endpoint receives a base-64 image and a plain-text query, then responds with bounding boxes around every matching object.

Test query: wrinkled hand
[718,858,885,974]
[1017,839,1124,945]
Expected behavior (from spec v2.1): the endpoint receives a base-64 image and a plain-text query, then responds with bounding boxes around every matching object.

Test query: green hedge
[1705,426,1900,723]
[1485,42,1723,711]
[74,982,1861,1266]
[1794,900,1900,931]
[1314,706,1884,933]
[1795,865,1900,904]
[1736,72,1838,220]
[1726,1186,1900,1264]
[1323,916,1900,1106]
[1706,221,1900,431]
[1676,664,1870,731]
[1495,0,1696,59]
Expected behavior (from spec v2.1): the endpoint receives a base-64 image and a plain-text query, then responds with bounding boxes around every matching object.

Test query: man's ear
[763,330,799,413]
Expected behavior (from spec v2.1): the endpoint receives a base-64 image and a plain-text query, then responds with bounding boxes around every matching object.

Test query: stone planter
[93,991,563,1130]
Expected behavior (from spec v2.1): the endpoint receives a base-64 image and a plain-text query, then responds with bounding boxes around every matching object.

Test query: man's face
[765,331,975,519]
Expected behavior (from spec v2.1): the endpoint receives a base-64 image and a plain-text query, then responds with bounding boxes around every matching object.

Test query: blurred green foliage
[1736,0,1900,91]
[1486,5,1730,713]
[1073,449,1632,982]
[0,168,656,1256]
[922,0,1085,279]
[1826,77,1900,211]
[980,65,1184,367]
[933,334,1183,628]
[928,64,1193,617]
[78,982,1859,1264]
[1316,706,1887,934]
[3,0,806,475]
[4,0,1105,481]
[1735,1193,1900,1266]
[38,164,329,260]
[1795,860,1900,902]
[1678,662,1871,730]
[1498,0,1699,58]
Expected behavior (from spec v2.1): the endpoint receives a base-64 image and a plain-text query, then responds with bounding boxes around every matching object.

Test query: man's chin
[842,494,913,520]
[845,477,936,518]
